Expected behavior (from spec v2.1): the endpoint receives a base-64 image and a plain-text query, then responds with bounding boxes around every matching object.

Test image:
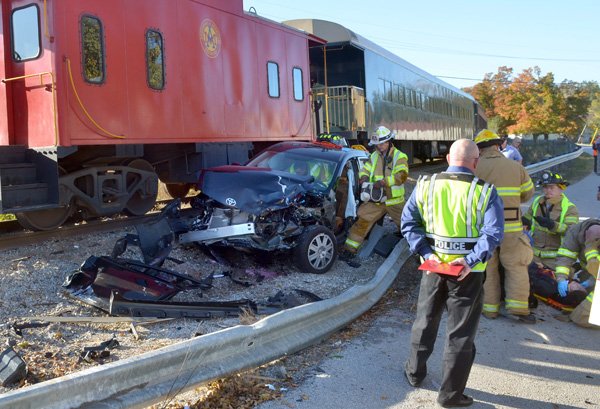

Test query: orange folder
[418,259,464,276]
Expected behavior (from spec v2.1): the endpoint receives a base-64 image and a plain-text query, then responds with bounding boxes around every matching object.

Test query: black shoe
[512,313,537,324]
[438,394,474,408]
[403,362,422,387]
[338,251,361,268]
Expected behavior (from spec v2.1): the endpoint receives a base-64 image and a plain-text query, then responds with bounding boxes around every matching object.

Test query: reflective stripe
[521,179,534,192]
[465,177,478,238]
[345,238,360,249]
[505,299,529,310]
[504,222,523,233]
[475,181,491,235]
[385,196,404,206]
[533,247,557,258]
[586,292,594,303]
[585,249,599,261]
[483,304,500,313]
[555,266,570,276]
[496,187,520,197]
[557,248,578,259]
[426,173,437,230]
[564,216,579,223]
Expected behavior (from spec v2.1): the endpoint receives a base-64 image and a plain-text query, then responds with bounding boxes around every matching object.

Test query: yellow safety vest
[415,172,493,272]
[530,195,576,258]
[360,148,408,206]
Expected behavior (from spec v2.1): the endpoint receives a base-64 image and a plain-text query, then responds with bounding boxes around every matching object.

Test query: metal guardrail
[524,146,584,175]
[0,240,410,409]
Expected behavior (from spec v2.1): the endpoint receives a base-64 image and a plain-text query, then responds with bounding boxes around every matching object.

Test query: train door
[5,0,56,148]
[0,1,13,145]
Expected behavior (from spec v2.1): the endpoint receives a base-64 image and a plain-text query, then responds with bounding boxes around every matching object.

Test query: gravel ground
[0,219,391,397]
[1,176,426,406]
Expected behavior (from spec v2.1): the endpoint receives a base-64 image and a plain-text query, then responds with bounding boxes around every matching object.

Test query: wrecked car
[179,141,368,274]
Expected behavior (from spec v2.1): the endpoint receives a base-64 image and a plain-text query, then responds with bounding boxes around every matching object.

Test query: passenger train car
[0,1,485,230]
[285,19,484,163]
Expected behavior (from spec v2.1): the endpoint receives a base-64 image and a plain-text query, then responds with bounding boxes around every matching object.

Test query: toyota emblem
[225,198,237,207]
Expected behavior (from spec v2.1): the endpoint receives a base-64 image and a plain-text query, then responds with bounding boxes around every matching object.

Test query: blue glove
[557,280,569,297]
[581,280,592,289]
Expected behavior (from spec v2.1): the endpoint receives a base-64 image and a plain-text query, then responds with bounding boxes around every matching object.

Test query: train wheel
[124,159,158,216]
[16,205,73,231]
[165,183,191,199]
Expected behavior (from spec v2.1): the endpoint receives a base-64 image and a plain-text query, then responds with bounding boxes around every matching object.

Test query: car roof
[263,141,368,161]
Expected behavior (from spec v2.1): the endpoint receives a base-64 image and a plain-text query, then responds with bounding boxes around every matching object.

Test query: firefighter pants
[483,232,533,316]
[344,201,403,253]
[570,294,593,328]
[405,270,483,403]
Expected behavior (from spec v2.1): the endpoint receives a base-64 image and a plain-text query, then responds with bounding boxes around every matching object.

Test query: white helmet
[369,126,394,146]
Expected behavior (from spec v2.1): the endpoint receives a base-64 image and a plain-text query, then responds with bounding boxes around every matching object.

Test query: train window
[146,30,165,90]
[292,67,303,101]
[267,61,280,98]
[11,4,41,61]
[81,15,105,84]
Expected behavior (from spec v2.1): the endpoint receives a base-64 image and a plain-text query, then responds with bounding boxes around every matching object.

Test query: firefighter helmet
[474,129,503,148]
[369,126,394,146]
[537,171,569,188]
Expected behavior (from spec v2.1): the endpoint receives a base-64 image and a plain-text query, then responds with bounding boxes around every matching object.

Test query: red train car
[0,0,318,229]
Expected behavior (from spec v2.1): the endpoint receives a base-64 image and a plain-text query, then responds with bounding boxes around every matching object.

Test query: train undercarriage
[0,142,254,230]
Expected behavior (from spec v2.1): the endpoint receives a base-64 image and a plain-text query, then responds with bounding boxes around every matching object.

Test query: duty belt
[533,247,557,258]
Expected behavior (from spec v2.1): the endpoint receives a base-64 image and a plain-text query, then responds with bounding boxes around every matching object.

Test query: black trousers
[405,271,484,403]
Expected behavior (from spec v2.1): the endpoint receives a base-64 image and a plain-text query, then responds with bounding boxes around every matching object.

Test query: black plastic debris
[0,347,27,386]
[80,337,120,363]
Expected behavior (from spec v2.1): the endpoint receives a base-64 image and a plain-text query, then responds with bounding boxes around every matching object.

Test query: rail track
[0,160,449,251]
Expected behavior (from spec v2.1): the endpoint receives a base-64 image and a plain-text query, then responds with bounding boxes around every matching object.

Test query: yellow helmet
[474,129,502,148]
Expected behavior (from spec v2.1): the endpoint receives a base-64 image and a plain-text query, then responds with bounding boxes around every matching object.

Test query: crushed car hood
[200,166,320,214]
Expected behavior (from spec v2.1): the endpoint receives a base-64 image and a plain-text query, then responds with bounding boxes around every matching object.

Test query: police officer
[555,220,600,327]
[401,139,504,408]
[344,126,408,253]
[474,129,535,322]
[522,171,579,270]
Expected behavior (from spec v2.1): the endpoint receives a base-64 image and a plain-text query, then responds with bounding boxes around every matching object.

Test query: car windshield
[248,150,338,190]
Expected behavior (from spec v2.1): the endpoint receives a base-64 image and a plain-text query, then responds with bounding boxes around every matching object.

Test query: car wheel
[294,225,337,274]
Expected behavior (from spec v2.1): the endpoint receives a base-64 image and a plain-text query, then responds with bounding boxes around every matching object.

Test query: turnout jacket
[474,147,534,234]
[524,194,579,258]
[556,218,600,281]
[359,146,408,206]
[401,166,504,270]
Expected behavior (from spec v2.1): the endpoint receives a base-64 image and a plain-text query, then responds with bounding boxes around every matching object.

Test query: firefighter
[343,126,408,254]
[554,219,600,327]
[556,222,600,324]
[593,134,600,174]
[474,129,536,322]
[522,171,579,270]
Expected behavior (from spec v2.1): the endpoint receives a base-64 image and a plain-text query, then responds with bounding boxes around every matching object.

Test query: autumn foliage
[464,66,600,140]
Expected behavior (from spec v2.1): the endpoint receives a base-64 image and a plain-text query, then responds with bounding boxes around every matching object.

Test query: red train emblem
[200,19,221,58]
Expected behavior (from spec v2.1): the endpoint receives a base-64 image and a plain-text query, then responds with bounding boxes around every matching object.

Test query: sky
[242,0,600,90]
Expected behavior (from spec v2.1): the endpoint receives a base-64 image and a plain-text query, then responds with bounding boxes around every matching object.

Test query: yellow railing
[2,71,59,145]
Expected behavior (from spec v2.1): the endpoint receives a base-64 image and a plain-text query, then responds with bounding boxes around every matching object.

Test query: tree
[465,66,599,140]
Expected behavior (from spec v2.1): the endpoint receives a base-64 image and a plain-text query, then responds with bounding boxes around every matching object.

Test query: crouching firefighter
[554,219,600,328]
[344,125,408,254]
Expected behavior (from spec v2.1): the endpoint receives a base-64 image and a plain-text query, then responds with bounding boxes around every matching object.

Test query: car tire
[294,225,338,274]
